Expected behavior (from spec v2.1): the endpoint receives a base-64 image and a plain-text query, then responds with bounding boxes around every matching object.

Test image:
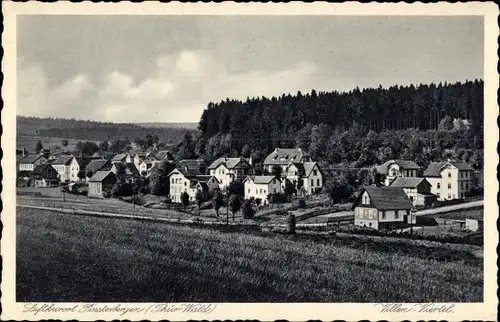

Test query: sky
[17,15,483,123]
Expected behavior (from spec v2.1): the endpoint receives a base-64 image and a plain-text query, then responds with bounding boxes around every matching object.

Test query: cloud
[18,50,323,123]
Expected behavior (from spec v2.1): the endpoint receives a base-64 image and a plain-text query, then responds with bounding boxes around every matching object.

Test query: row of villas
[168,148,324,205]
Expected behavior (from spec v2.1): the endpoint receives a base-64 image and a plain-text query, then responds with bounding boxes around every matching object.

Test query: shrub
[242,199,255,219]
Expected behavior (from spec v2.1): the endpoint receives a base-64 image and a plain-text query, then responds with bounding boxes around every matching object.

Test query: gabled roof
[50,155,75,165]
[112,153,127,162]
[423,160,474,177]
[208,157,250,170]
[389,177,428,188]
[263,148,309,165]
[376,159,420,174]
[197,181,209,191]
[244,175,280,184]
[89,171,116,182]
[18,154,46,164]
[286,162,320,177]
[86,159,110,174]
[32,163,56,175]
[356,186,413,210]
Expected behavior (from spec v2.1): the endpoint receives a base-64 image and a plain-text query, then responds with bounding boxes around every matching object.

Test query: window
[448,194,451,199]
[382,211,386,219]
[311,179,314,187]
[317,179,320,186]
[448,172,451,178]
[448,183,451,189]
[369,223,372,227]
[184,182,187,186]
[437,183,440,189]
[273,188,276,193]
[410,196,414,202]
[362,194,370,205]
[313,170,318,176]
[395,212,399,219]
[259,189,263,194]
[248,189,250,194]
[171,178,174,183]
[465,183,469,190]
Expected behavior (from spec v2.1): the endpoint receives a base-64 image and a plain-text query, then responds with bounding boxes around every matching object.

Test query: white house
[207,157,252,189]
[50,155,80,183]
[243,175,282,205]
[263,148,311,173]
[423,160,474,200]
[168,168,219,203]
[353,186,415,230]
[126,153,141,169]
[284,161,323,195]
[376,159,421,186]
[18,154,48,172]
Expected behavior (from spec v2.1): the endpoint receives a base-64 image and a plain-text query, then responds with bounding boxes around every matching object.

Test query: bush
[267,192,288,204]
[242,199,255,219]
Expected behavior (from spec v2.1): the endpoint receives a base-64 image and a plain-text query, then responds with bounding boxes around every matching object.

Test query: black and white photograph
[1,2,498,321]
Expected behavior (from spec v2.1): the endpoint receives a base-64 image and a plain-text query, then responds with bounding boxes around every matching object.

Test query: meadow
[17,207,483,302]
[16,134,94,153]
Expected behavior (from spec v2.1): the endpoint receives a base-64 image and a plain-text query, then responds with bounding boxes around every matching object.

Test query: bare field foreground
[16,207,483,303]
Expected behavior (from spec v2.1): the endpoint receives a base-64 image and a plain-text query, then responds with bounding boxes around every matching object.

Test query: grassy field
[17,207,483,302]
[424,207,484,220]
[16,134,97,154]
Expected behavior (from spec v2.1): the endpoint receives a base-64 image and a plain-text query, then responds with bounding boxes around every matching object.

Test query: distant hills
[134,122,198,130]
[17,116,196,143]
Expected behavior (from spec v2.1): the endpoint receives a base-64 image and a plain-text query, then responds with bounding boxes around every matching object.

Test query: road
[416,200,483,216]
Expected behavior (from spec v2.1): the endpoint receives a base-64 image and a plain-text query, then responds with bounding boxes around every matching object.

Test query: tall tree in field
[229,194,242,221]
[195,190,204,214]
[35,140,43,154]
[242,199,255,219]
[181,191,190,210]
[212,189,224,217]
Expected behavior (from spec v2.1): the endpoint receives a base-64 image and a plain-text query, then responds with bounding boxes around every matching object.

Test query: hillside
[193,80,484,172]
[17,116,196,143]
[135,122,198,130]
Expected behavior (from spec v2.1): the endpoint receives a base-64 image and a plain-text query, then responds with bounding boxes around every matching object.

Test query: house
[18,154,48,172]
[111,162,141,183]
[423,160,474,200]
[88,171,117,198]
[243,176,282,205]
[352,186,415,230]
[376,160,421,186]
[263,148,311,173]
[31,163,60,187]
[168,167,219,203]
[208,157,252,189]
[85,159,112,180]
[125,152,141,168]
[50,155,80,183]
[111,153,128,164]
[389,177,437,207]
[283,161,323,195]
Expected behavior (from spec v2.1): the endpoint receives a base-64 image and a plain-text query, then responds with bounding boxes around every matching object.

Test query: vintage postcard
[1,1,498,321]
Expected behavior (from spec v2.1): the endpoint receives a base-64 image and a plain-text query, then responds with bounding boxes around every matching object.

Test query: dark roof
[89,171,116,182]
[208,157,250,170]
[389,177,428,188]
[32,163,55,175]
[195,175,217,182]
[244,175,280,184]
[424,160,474,177]
[263,148,310,165]
[86,159,110,174]
[376,160,420,174]
[51,155,75,165]
[18,154,46,164]
[357,186,413,210]
[197,181,209,191]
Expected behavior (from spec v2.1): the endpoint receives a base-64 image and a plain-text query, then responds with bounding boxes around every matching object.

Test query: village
[16,139,484,235]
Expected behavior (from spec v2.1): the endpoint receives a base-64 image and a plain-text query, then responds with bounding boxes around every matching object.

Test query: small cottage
[243,175,282,205]
[353,186,414,230]
[389,177,437,207]
[88,171,117,198]
[31,163,60,187]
